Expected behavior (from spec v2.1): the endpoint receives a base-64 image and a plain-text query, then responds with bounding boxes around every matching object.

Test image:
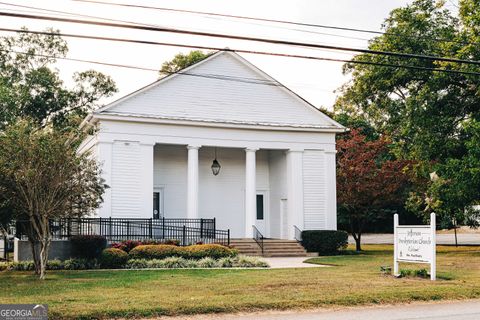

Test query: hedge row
[110,239,180,253]
[128,244,237,260]
[0,258,100,271]
[125,256,268,269]
[0,256,268,271]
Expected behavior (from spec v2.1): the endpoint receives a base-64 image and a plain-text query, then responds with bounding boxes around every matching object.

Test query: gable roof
[94,50,345,132]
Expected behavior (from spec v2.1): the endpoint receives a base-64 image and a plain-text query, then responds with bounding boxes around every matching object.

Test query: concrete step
[263,248,306,252]
[233,245,303,250]
[230,238,308,257]
[263,252,308,257]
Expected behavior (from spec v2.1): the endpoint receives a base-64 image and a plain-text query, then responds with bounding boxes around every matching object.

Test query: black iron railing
[252,225,264,254]
[14,218,230,246]
[294,225,302,242]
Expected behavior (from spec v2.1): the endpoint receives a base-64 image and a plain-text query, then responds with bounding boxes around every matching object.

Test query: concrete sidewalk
[262,257,324,269]
[348,233,480,245]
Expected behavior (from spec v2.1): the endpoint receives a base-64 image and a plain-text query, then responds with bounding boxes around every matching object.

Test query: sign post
[430,212,436,280]
[393,212,436,281]
[393,214,399,277]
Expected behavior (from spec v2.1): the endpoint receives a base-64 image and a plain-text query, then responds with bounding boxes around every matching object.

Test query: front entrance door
[255,191,268,235]
[153,188,164,219]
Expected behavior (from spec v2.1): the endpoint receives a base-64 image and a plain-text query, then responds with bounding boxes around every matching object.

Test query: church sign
[393,213,436,280]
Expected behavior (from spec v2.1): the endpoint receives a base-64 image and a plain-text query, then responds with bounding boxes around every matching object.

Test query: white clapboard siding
[111,141,142,217]
[303,150,326,230]
[102,52,337,129]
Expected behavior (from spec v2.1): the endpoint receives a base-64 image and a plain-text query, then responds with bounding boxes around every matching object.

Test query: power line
[1,27,480,77]
[0,1,372,43]
[0,1,158,27]
[1,49,159,72]
[0,48,339,91]
[73,0,475,47]
[0,11,479,67]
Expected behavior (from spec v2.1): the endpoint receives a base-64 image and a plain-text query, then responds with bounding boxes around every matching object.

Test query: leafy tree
[332,111,380,141]
[0,120,106,279]
[159,50,210,77]
[335,0,480,232]
[406,119,480,245]
[0,29,114,277]
[337,129,411,251]
[0,28,117,131]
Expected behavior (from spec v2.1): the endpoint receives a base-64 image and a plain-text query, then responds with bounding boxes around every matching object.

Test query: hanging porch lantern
[211,147,221,176]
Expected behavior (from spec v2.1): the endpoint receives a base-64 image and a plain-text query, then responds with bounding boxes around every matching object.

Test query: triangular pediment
[97,51,344,131]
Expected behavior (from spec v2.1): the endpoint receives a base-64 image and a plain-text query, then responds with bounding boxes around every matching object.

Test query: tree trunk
[349,217,363,251]
[355,233,362,251]
[454,225,458,247]
[27,216,51,279]
[38,237,50,280]
[30,240,41,275]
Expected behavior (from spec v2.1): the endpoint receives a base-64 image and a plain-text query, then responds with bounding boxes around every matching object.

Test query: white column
[245,148,257,238]
[187,145,200,219]
[97,141,113,218]
[140,142,154,218]
[325,150,338,230]
[286,149,304,240]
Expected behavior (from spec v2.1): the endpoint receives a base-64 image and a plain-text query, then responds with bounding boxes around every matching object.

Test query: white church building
[79,50,346,240]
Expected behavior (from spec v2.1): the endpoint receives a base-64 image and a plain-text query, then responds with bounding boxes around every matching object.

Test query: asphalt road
[348,233,480,245]
[160,300,480,320]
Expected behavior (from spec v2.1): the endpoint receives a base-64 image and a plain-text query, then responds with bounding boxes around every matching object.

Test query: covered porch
[96,137,306,240]
[152,144,304,239]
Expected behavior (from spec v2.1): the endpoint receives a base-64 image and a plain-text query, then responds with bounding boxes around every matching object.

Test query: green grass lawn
[1,245,480,319]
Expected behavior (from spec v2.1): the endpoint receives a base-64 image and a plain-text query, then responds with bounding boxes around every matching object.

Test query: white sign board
[397,227,433,263]
[394,213,436,280]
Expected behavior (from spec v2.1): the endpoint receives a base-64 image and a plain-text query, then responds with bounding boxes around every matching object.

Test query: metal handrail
[294,225,302,242]
[252,225,264,254]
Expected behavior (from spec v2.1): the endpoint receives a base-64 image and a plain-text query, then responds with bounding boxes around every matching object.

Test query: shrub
[161,257,189,268]
[301,230,348,255]
[9,261,34,271]
[178,244,237,259]
[127,244,237,260]
[415,268,429,278]
[128,244,178,260]
[163,239,180,246]
[47,259,64,270]
[99,248,129,269]
[5,258,102,271]
[64,258,99,270]
[233,256,269,268]
[110,240,142,253]
[197,257,217,268]
[126,259,148,269]
[0,262,10,271]
[125,256,269,269]
[70,235,107,259]
[399,268,429,278]
[216,256,234,268]
[110,239,181,253]
[140,239,180,246]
